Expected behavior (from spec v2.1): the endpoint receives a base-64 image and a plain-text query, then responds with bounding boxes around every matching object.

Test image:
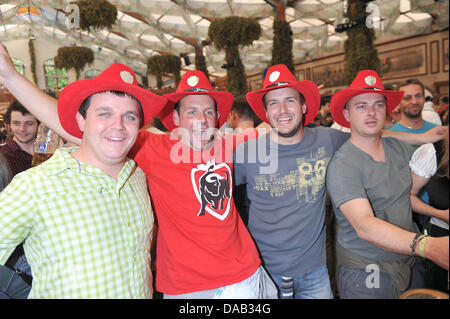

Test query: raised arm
[0,43,79,144]
[340,198,449,270]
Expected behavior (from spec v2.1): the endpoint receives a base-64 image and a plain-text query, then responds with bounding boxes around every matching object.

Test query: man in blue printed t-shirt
[234,64,347,299]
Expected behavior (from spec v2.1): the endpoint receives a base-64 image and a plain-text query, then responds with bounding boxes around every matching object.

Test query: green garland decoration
[69,0,117,31]
[147,54,182,89]
[54,46,94,80]
[271,19,294,74]
[28,39,38,85]
[195,54,209,81]
[344,0,380,84]
[147,55,164,89]
[208,16,261,96]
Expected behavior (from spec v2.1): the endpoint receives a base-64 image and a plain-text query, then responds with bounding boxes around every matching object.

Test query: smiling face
[173,94,219,151]
[73,91,141,174]
[264,87,306,144]
[344,92,387,138]
[398,83,425,119]
[9,111,38,146]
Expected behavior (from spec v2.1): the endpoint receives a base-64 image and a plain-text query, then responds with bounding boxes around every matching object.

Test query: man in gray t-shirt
[327,70,449,298]
[327,137,417,262]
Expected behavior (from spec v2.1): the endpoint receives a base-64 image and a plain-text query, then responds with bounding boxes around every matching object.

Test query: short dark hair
[399,79,425,96]
[263,89,305,110]
[78,91,144,127]
[4,100,39,125]
[320,96,331,106]
[174,95,218,114]
[232,96,257,122]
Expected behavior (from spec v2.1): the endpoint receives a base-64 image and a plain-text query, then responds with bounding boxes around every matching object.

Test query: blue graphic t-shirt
[390,120,437,139]
[234,126,348,276]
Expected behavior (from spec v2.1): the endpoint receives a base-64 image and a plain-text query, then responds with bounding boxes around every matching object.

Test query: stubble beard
[274,121,303,138]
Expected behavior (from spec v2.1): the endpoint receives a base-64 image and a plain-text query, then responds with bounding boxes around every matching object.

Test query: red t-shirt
[130,130,261,295]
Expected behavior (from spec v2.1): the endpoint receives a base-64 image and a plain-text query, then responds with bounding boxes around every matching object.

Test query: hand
[390,106,401,123]
[0,42,18,84]
[425,236,449,271]
[215,129,230,138]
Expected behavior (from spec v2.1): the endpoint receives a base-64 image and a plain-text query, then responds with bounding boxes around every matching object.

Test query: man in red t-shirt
[0,43,275,299]
[130,71,273,298]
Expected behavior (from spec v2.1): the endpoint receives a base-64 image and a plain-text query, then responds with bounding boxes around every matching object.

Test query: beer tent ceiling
[0,0,448,81]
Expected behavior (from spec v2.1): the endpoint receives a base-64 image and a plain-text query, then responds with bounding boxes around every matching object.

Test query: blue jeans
[164,266,278,299]
[270,265,334,299]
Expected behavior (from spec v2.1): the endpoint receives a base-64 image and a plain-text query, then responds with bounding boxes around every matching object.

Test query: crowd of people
[0,40,448,299]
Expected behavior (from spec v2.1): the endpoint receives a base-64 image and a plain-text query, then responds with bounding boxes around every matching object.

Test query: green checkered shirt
[0,147,154,298]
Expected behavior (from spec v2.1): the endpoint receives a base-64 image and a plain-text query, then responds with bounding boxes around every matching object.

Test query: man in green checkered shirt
[0,63,167,298]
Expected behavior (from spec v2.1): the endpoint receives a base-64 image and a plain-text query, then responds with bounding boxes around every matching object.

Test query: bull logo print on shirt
[191,160,232,221]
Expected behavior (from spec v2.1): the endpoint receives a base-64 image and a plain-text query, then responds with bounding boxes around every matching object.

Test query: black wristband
[410,233,422,257]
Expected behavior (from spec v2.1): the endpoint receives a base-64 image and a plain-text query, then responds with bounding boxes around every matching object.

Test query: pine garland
[344,0,380,84]
[209,16,261,96]
[195,54,209,81]
[54,46,94,80]
[28,39,38,85]
[147,54,181,89]
[69,0,117,31]
[271,19,294,74]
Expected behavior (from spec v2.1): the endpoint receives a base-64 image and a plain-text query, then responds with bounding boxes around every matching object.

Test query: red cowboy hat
[438,104,448,115]
[159,70,234,131]
[245,64,320,126]
[58,63,168,139]
[330,70,404,128]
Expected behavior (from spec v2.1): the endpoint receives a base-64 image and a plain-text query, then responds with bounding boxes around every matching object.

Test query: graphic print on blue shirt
[252,146,329,202]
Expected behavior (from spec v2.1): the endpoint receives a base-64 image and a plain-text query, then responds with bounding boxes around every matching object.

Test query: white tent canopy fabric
[0,0,448,79]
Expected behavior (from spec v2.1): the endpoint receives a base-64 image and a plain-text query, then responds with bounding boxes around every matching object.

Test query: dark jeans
[338,265,391,299]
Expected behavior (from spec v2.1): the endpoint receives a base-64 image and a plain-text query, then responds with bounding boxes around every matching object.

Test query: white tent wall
[4,39,111,88]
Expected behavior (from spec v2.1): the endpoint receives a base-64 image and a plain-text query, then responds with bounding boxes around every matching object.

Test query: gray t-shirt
[234,126,348,276]
[326,137,418,262]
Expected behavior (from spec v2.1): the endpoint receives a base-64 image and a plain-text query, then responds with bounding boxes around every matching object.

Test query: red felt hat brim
[58,78,168,139]
[246,81,320,126]
[438,104,448,115]
[330,89,404,128]
[159,90,234,131]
